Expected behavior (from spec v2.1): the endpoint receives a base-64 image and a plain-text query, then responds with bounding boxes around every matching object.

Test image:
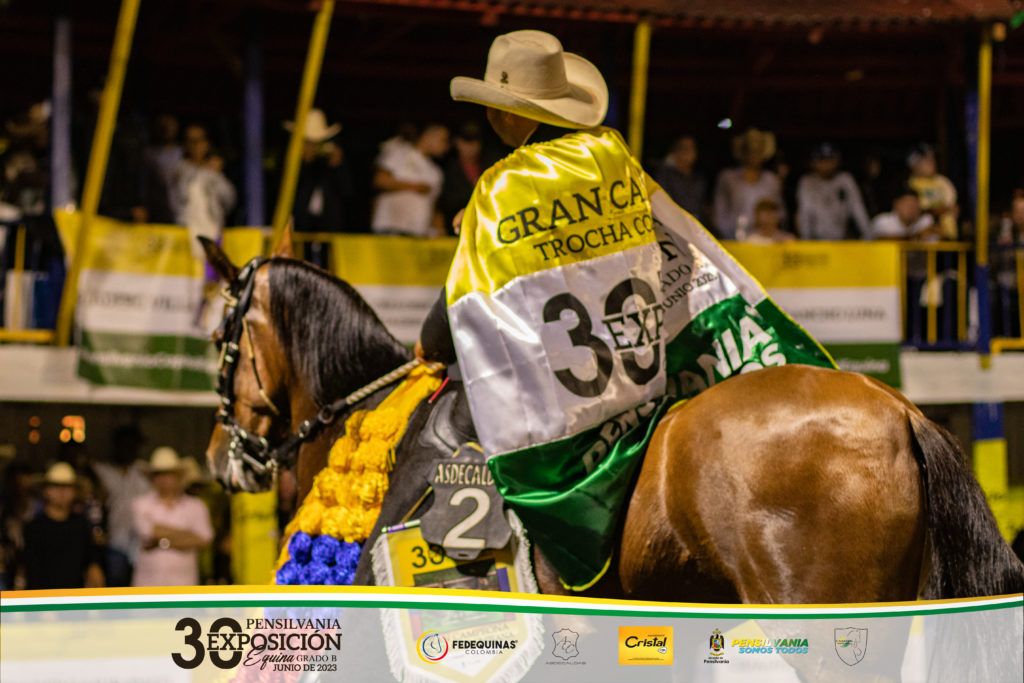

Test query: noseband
[214,257,428,488]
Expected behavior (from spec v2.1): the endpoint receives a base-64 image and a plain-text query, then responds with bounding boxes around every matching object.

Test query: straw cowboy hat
[148,446,185,474]
[42,461,77,486]
[732,128,777,163]
[283,108,341,143]
[450,30,608,129]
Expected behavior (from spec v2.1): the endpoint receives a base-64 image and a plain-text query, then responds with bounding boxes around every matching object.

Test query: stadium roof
[341,0,1019,28]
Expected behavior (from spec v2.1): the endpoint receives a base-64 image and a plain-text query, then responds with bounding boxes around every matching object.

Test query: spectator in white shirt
[871,190,939,241]
[131,448,212,587]
[371,124,450,237]
[745,198,796,244]
[796,143,870,240]
[171,124,236,260]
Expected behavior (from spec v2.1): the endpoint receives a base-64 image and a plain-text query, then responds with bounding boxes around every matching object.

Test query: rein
[214,257,432,487]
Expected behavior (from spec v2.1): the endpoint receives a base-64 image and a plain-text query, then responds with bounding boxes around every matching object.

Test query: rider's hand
[452,209,465,235]
[414,339,427,362]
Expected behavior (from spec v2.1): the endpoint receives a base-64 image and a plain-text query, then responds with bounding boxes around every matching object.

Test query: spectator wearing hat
[713,128,785,240]
[131,448,213,587]
[656,135,708,224]
[907,144,958,240]
[21,463,104,589]
[289,109,355,236]
[796,143,871,240]
[371,123,451,237]
[745,198,795,245]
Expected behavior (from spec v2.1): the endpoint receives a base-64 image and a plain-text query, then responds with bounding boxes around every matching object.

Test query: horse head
[200,234,410,495]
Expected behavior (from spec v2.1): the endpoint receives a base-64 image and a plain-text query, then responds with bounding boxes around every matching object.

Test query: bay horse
[200,238,1023,608]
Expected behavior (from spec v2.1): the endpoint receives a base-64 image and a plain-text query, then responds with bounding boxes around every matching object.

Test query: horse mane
[268,258,410,407]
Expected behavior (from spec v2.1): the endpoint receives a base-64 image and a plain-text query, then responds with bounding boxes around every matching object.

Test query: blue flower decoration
[288,532,313,564]
[311,535,342,566]
[276,560,302,585]
[336,541,362,571]
[300,561,331,585]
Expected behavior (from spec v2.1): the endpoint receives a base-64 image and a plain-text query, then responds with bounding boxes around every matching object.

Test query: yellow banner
[726,241,900,288]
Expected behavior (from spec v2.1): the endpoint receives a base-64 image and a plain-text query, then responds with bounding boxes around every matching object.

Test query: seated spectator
[2,102,51,219]
[131,448,213,587]
[655,135,707,223]
[22,462,104,589]
[440,121,488,233]
[714,128,784,239]
[371,123,450,237]
[144,114,182,224]
[796,143,870,240]
[172,124,236,260]
[871,189,938,241]
[907,144,958,239]
[289,109,354,234]
[745,198,795,244]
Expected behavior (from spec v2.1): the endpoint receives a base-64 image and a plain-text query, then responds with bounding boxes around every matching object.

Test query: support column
[270,0,335,249]
[51,12,73,209]
[55,0,141,346]
[243,12,265,227]
[974,26,993,361]
[628,19,652,158]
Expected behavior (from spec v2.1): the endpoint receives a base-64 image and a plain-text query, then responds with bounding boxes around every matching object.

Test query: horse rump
[909,412,1024,599]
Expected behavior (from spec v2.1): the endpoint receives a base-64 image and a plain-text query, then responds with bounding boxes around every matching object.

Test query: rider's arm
[418,288,457,365]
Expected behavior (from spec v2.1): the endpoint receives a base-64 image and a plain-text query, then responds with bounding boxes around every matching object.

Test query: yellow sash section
[447,127,656,305]
[274,365,442,572]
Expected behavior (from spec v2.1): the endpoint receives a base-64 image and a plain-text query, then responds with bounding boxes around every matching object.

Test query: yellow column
[55,0,141,346]
[976,26,992,268]
[270,0,335,250]
[628,19,652,158]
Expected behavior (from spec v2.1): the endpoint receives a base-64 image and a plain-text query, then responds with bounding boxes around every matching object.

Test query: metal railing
[991,245,1024,354]
[899,241,972,350]
[0,224,56,344]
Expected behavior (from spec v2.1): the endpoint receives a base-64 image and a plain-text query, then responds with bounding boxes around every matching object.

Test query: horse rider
[413,30,670,590]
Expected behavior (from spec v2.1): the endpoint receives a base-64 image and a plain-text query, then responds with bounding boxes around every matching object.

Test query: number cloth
[446,127,834,590]
[273,365,442,585]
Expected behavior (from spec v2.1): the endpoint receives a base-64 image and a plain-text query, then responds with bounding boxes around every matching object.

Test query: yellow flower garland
[275,365,442,572]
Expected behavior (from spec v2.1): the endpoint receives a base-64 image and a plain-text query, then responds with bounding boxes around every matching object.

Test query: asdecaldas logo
[618,626,673,666]
[417,631,449,662]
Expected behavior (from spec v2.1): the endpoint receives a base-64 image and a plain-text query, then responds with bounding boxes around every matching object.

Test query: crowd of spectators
[6,99,1011,245]
[2,102,1023,337]
[0,426,225,590]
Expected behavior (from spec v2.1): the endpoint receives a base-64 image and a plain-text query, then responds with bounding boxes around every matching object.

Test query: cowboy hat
[450,30,608,130]
[148,446,184,474]
[43,461,77,486]
[732,128,777,163]
[283,109,341,143]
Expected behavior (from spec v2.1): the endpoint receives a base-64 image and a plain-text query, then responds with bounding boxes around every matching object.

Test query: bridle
[214,257,428,489]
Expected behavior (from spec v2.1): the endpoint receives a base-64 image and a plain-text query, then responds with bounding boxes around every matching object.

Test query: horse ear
[272,221,295,259]
[199,236,240,282]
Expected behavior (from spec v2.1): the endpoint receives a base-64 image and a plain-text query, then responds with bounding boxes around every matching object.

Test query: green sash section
[488,295,834,590]
[488,398,671,590]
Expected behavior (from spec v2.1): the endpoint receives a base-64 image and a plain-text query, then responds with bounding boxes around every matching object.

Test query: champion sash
[447,128,834,589]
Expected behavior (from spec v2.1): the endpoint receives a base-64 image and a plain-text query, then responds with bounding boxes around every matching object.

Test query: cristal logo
[417,631,449,663]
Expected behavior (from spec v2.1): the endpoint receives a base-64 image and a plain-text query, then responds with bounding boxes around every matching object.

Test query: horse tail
[909,411,1024,598]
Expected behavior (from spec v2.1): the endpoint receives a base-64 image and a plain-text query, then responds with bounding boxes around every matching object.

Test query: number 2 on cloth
[442,488,490,550]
